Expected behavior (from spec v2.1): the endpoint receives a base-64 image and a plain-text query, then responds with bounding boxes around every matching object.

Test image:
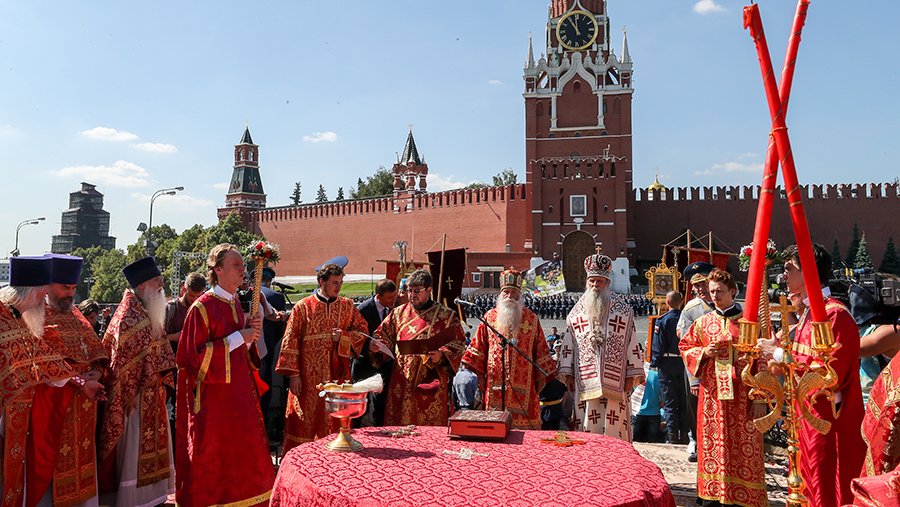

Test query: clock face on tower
[556,10,599,51]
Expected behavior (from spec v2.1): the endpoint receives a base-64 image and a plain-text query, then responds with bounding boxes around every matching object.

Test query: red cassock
[374,301,466,427]
[0,303,75,507]
[175,290,275,507]
[680,310,768,507]
[461,307,557,429]
[861,348,900,477]
[792,297,866,507]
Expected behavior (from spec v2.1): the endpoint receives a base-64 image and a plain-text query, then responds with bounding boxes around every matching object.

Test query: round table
[270,426,674,507]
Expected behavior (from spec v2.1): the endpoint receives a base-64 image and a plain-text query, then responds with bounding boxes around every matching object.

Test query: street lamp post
[11,217,45,257]
[147,187,183,257]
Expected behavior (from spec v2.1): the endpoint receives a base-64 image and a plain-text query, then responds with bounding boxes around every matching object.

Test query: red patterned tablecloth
[270,426,675,507]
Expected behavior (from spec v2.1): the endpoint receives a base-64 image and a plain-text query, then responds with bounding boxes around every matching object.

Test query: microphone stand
[469,310,550,413]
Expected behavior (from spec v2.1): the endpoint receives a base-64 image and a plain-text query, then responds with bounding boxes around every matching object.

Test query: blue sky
[1,0,897,257]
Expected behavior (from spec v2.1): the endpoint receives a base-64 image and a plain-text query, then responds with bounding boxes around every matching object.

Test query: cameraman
[853,277,900,402]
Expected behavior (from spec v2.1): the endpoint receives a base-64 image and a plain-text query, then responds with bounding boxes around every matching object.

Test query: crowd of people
[455,290,655,321]
[2,242,899,506]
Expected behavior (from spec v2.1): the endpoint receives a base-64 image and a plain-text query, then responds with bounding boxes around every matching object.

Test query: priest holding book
[373,269,466,426]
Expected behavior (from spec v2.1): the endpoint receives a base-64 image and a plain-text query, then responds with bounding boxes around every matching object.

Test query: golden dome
[647,173,667,192]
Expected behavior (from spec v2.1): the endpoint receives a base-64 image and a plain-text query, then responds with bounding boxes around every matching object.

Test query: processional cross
[442,448,489,461]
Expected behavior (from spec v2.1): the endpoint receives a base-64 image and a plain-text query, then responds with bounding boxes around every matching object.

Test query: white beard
[584,287,609,324]
[0,286,46,337]
[494,297,523,338]
[138,287,167,337]
[21,304,46,338]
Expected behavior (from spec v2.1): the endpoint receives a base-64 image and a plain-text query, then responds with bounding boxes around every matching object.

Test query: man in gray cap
[98,257,175,507]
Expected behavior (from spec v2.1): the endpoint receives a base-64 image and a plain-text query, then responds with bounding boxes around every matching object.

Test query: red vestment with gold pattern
[275,294,368,454]
[43,305,109,507]
[862,349,900,478]
[849,468,900,506]
[0,302,75,507]
[680,309,768,507]
[791,297,865,507]
[374,301,466,427]
[461,307,557,429]
[175,289,275,507]
[97,289,175,492]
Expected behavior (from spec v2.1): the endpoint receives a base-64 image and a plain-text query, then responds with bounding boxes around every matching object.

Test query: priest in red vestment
[275,262,368,454]
[459,269,557,429]
[0,256,77,507]
[43,254,109,507]
[558,253,644,440]
[861,347,900,478]
[680,269,768,507]
[175,244,274,506]
[97,257,175,507]
[763,244,865,506]
[373,269,466,427]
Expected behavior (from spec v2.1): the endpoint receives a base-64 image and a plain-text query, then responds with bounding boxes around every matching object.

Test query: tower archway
[562,230,595,292]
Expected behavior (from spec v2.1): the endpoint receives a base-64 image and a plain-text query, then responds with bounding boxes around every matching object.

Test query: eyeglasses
[410,287,428,295]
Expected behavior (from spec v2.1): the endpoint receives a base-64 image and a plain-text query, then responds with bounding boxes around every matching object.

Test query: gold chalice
[318,383,369,452]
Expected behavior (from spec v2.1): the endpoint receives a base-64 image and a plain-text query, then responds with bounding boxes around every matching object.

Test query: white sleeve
[227,331,245,351]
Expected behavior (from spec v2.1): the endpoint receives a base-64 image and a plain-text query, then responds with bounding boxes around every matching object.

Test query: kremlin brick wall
[250,184,531,281]
[631,182,900,270]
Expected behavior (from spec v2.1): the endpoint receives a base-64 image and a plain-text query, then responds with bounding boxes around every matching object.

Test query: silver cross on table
[442,447,489,460]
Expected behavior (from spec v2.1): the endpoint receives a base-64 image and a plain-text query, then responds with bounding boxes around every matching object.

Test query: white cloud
[487,79,504,86]
[693,0,725,15]
[693,159,763,176]
[134,142,178,153]
[131,192,214,211]
[55,160,153,187]
[0,124,21,137]
[302,131,338,143]
[427,173,480,192]
[212,182,229,190]
[81,126,139,142]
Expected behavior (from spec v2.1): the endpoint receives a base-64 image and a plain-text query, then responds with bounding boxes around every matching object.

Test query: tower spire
[621,26,632,64]
[240,124,254,145]
[400,127,422,165]
[525,32,535,69]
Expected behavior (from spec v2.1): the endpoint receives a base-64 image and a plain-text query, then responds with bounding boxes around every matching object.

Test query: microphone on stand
[454,298,476,308]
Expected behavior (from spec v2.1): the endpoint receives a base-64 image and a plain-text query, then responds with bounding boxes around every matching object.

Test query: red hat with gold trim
[499,268,523,291]
[584,254,612,279]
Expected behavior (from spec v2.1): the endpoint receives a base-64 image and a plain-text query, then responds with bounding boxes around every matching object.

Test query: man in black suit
[259,267,288,442]
[353,279,398,426]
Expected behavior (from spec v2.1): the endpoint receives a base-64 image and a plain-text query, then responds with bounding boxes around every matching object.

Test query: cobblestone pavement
[633,442,788,507]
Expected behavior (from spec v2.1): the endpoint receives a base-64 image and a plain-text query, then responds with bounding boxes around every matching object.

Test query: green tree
[90,248,128,303]
[854,233,875,270]
[70,245,107,301]
[491,167,518,186]
[831,239,843,269]
[290,181,302,206]
[350,166,394,198]
[846,223,862,266]
[880,237,900,275]
[316,185,328,203]
[336,187,345,200]
[205,212,261,249]
[465,182,487,189]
